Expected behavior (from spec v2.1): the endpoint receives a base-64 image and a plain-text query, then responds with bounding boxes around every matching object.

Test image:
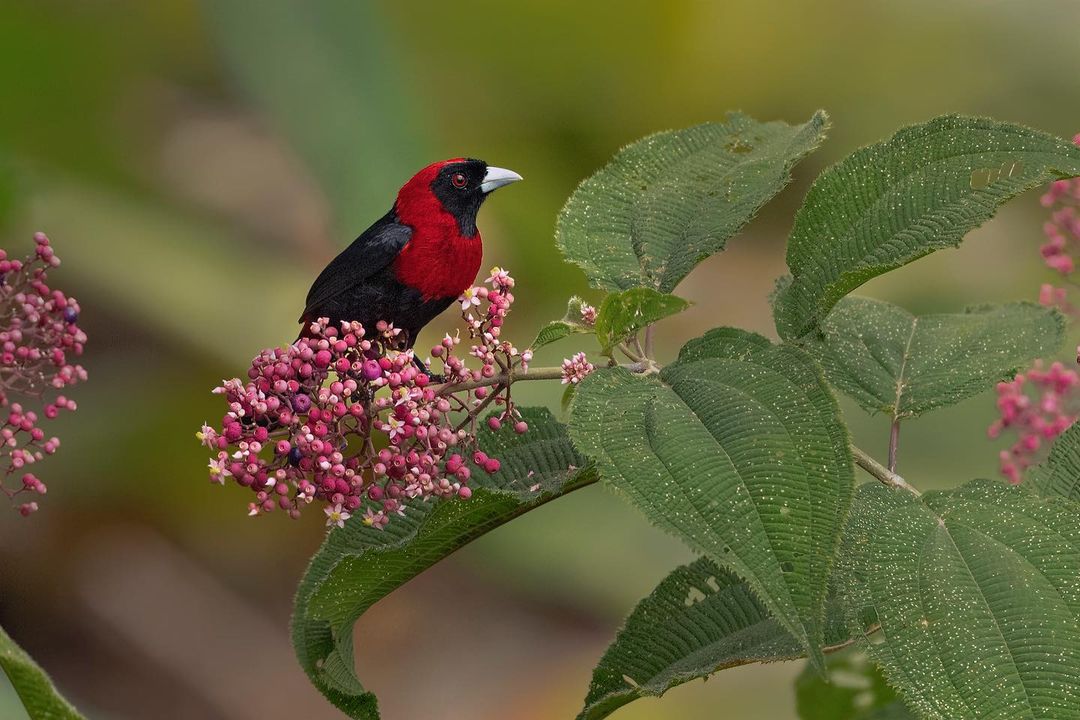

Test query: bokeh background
[1,2,1078,718]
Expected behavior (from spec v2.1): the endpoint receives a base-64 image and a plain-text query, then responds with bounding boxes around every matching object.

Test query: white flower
[325,503,351,529]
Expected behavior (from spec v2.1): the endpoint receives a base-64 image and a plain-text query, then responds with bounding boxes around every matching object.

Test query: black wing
[300,209,411,322]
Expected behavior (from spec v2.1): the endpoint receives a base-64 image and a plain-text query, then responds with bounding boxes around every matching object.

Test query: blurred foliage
[0,1,1078,718]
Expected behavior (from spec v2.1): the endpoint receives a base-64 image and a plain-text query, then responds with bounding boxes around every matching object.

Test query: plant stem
[434,361,650,396]
[643,324,655,360]
[851,445,921,497]
[888,418,901,472]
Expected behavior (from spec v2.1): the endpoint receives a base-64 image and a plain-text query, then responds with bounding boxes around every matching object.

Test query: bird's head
[396,158,522,238]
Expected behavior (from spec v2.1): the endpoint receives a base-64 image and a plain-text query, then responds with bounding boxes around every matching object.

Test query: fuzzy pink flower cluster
[1036,134,1080,315]
[0,233,87,516]
[200,267,530,528]
[561,352,595,385]
[989,361,1080,483]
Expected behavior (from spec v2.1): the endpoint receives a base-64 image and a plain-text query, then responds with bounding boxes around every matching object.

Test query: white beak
[480,166,523,194]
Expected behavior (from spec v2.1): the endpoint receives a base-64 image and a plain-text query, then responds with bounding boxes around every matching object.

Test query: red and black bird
[299,159,522,348]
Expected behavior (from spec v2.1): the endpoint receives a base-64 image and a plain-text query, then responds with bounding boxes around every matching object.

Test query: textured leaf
[203,1,431,232]
[291,408,593,719]
[531,296,595,350]
[1030,422,1080,502]
[774,116,1080,340]
[557,111,828,292]
[805,297,1063,419]
[836,480,1080,720]
[579,557,853,720]
[568,328,854,667]
[796,650,914,720]
[594,288,691,353]
[0,624,84,720]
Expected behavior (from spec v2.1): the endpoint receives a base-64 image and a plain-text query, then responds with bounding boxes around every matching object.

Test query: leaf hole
[684,587,707,606]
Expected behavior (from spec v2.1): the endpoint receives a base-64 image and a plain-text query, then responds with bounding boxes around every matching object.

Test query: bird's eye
[451,172,468,188]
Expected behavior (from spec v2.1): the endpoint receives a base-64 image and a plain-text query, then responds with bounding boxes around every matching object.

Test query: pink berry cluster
[1037,133,1080,315]
[0,233,87,516]
[561,351,595,385]
[200,267,531,529]
[989,361,1080,483]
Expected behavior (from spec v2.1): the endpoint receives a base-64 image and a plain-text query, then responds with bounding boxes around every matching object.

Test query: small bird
[299,158,522,351]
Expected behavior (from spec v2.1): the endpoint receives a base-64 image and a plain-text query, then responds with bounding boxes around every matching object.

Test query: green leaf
[805,298,1064,419]
[774,115,1080,340]
[836,480,1080,719]
[579,557,853,720]
[796,650,914,720]
[594,288,691,353]
[202,1,431,232]
[1030,422,1080,502]
[568,328,855,668]
[0,624,85,720]
[557,111,828,293]
[292,408,594,719]
[531,296,595,350]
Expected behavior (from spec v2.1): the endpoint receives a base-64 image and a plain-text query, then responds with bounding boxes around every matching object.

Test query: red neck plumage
[392,161,482,301]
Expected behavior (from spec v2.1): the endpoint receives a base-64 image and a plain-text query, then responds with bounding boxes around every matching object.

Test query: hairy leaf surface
[558,111,828,292]
[568,328,854,667]
[774,116,1080,340]
[579,557,852,720]
[805,297,1063,418]
[836,481,1080,720]
[1031,422,1080,503]
[0,624,85,720]
[291,408,593,719]
[594,288,691,353]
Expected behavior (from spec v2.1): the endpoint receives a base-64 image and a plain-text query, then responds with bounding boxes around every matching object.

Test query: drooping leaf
[203,1,431,232]
[579,557,853,720]
[1030,421,1080,502]
[805,297,1064,419]
[594,288,691,353]
[291,408,594,719]
[531,296,595,350]
[568,328,855,668]
[835,480,1080,720]
[557,111,828,293]
[795,650,914,720]
[0,624,85,720]
[774,115,1080,340]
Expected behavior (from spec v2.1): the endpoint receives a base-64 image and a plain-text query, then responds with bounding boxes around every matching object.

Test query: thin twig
[851,445,921,497]
[643,324,655,360]
[887,418,901,473]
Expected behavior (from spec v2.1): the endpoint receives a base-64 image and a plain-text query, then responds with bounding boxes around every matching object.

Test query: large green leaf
[568,328,854,667]
[0,624,84,720]
[805,298,1064,419]
[579,557,853,720]
[203,1,431,232]
[774,116,1080,340]
[594,288,691,353]
[1030,422,1080,502]
[557,111,828,293]
[836,480,1080,719]
[795,650,914,720]
[291,408,594,719]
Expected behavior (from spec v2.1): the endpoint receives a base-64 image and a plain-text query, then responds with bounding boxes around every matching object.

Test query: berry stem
[852,445,921,496]
[887,417,901,472]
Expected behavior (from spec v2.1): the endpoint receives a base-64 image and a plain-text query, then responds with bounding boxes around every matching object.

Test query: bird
[298,158,522,354]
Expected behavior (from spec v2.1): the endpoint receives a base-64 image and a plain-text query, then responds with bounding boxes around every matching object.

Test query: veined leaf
[836,480,1080,719]
[531,296,595,350]
[291,408,593,719]
[805,297,1063,419]
[1030,422,1080,502]
[795,650,914,720]
[0,624,85,720]
[579,557,853,720]
[594,288,691,353]
[557,111,828,293]
[774,115,1080,340]
[568,328,854,668]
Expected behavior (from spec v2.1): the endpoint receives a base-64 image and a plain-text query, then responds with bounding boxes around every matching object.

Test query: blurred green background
[0,1,1077,718]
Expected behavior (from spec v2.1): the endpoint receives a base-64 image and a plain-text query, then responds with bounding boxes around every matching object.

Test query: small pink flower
[580,304,597,326]
[561,352,595,385]
[324,503,350,528]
